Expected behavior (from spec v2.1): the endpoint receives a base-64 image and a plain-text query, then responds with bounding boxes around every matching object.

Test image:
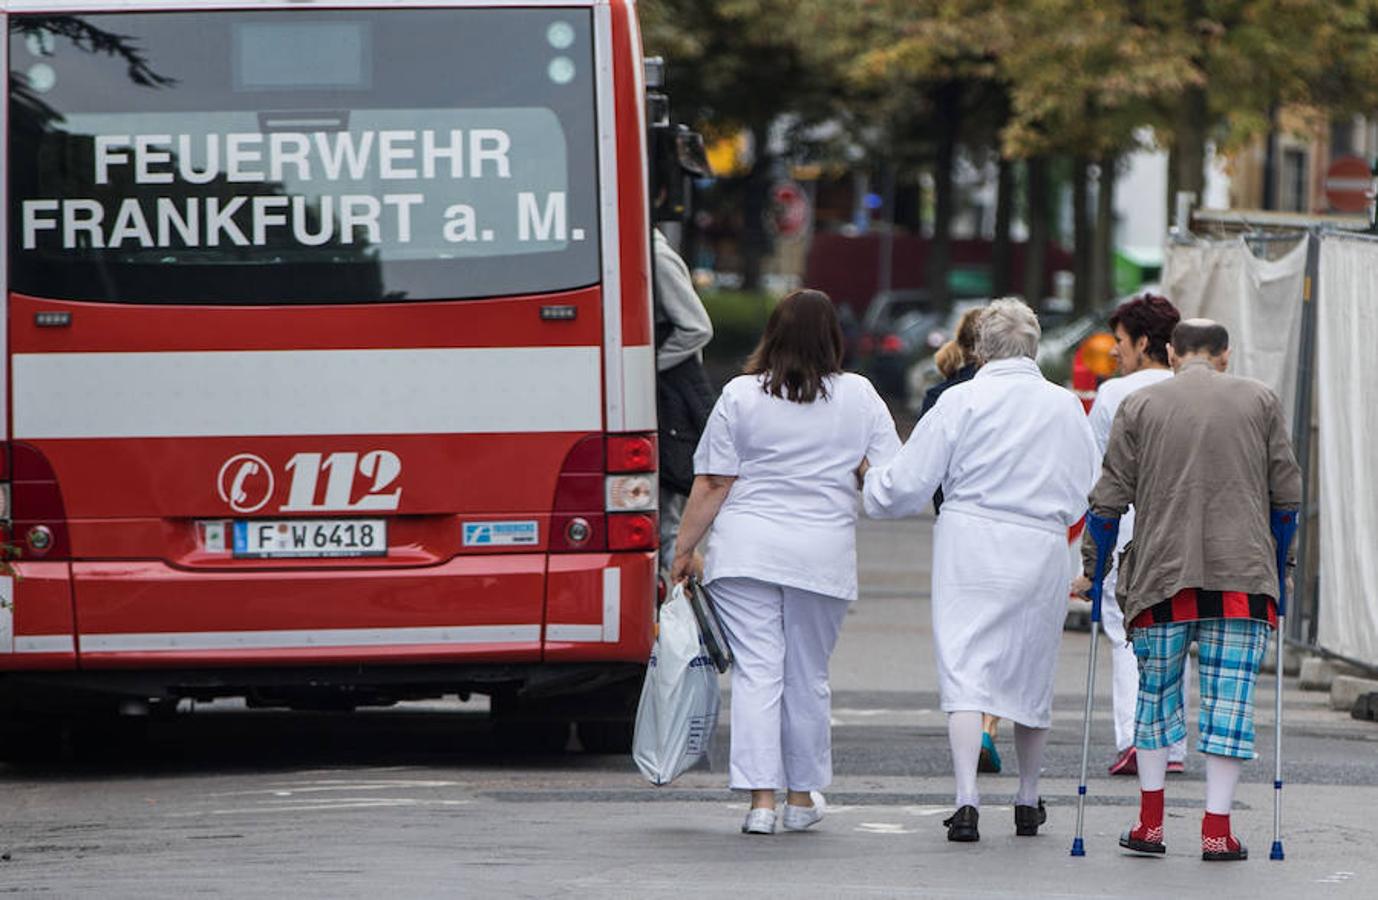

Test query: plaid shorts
[1131,618,1270,760]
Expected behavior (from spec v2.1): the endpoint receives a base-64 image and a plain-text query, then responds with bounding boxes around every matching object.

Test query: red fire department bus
[1,0,661,752]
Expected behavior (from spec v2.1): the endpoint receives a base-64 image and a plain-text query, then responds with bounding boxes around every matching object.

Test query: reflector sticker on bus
[462,521,539,547]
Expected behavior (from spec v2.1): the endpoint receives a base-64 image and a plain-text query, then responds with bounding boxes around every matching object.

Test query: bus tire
[493,719,572,754]
[576,718,634,754]
[0,716,71,765]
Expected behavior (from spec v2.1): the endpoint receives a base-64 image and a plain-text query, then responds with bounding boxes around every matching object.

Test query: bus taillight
[606,435,655,472]
[608,512,657,551]
[550,433,660,553]
[604,432,657,550]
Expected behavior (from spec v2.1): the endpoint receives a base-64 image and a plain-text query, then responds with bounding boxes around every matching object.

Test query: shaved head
[1171,318,1229,357]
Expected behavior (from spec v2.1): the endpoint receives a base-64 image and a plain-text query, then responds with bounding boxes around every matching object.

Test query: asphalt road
[1,515,1375,898]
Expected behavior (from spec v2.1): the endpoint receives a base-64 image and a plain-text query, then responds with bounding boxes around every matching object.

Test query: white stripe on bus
[13,346,602,439]
[14,635,76,654]
[78,624,541,653]
[622,345,656,431]
[594,3,625,432]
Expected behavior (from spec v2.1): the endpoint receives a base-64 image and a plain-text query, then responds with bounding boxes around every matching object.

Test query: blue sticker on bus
[463,520,539,547]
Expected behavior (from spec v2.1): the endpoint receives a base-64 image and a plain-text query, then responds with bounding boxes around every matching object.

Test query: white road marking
[855,823,915,834]
[206,779,462,797]
[206,798,475,815]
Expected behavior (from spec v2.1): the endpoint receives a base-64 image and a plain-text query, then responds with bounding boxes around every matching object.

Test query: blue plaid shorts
[1131,618,1270,759]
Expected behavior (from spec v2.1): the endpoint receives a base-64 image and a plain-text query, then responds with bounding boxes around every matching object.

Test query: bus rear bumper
[0,552,656,672]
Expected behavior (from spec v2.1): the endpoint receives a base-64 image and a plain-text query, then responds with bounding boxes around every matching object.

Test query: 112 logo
[218,451,403,514]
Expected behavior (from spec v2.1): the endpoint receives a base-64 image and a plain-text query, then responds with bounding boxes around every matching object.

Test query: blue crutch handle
[1085,511,1121,624]
[1271,508,1298,617]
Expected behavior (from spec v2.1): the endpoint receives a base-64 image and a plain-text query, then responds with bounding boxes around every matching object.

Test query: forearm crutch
[1269,508,1298,862]
[1071,512,1120,857]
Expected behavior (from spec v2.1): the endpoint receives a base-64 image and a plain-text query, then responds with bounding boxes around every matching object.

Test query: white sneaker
[741,808,777,835]
[782,792,826,831]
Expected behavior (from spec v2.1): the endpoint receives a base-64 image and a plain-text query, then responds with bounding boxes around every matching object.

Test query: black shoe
[943,805,979,842]
[1119,829,1166,855]
[1014,798,1046,836]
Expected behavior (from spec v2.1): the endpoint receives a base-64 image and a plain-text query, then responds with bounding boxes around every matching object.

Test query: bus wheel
[493,719,572,755]
[577,719,635,755]
[0,717,72,765]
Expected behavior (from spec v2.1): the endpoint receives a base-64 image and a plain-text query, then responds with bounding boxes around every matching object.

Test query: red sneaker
[1108,746,1138,776]
[1166,759,1186,774]
[1119,822,1166,855]
[1202,833,1248,861]
[1202,812,1248,861]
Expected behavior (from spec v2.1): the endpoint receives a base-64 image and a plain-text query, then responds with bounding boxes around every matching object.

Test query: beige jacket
[1083,359,1303,624]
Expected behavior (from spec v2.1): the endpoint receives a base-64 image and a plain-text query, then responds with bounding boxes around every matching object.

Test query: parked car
[906,297,1109,412]
[852,289,944,397]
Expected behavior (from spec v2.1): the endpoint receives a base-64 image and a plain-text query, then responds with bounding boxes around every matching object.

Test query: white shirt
[1086,367,1173,545]
[862,357,1098,532]
[1087,367,1174,457]
[694,372,901,600]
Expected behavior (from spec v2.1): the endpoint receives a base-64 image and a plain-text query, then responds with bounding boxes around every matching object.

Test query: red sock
[1131,789,1164,843]
[1202,812,1239,852]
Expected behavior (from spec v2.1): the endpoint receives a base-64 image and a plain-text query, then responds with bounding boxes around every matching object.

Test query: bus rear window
[8,9,600,304]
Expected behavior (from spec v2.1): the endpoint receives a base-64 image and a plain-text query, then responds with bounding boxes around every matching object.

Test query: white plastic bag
[632,583,721,785]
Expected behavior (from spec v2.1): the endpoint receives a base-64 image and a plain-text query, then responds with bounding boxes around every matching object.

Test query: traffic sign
[1324,155,1373,213]
[770,180,812,239]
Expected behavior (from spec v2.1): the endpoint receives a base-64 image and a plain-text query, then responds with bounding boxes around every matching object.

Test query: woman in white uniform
[862,298,1098,843]
[670,289,901,836]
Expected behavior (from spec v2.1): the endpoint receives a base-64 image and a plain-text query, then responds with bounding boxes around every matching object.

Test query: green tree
[641,1,844,290]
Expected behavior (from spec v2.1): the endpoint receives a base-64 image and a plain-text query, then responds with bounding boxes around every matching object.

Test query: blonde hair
[954,306,985,364]
[935,340,964,379]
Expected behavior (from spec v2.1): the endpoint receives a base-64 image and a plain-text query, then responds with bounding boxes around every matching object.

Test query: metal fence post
[1288,231,1320,643]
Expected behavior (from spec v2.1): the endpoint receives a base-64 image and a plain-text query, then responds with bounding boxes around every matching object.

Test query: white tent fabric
[1315,237,1378,666]
[1161,237,1307,430]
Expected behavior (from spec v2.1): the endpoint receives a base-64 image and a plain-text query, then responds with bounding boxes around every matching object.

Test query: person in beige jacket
[1083,318,1302,862]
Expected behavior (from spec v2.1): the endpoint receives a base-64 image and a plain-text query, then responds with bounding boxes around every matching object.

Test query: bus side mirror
[651,124,709,223]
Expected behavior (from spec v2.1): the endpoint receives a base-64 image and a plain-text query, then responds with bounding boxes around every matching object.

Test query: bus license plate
[232,519,387,559]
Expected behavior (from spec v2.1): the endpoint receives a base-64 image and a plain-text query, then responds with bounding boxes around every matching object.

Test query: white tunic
[694,372,901,601]
[862,357,1098,727]
[1086,367,1174,550]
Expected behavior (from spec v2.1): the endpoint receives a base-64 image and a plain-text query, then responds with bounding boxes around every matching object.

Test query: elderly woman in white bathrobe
[862,298,1098,844]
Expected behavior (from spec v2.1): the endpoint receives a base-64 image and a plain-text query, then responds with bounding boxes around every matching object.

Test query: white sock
[1138,747,1169,792]
[1013,724,1048,807]
[947,711,983,808]
[1204,754,1242,814]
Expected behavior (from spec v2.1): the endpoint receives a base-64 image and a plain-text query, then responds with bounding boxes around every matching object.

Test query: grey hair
[976,297,1041,362]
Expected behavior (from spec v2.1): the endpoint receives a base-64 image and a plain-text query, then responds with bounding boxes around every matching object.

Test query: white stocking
[1204,754,1242,815]
[1013,724,1048,807]
[947,710,983,808]
[1137,746,1169,792]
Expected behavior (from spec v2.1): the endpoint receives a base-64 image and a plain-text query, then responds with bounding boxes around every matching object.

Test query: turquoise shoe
[978,731,1002,774]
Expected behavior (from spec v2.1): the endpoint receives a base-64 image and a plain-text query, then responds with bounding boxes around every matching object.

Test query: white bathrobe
[863,357,1098,727]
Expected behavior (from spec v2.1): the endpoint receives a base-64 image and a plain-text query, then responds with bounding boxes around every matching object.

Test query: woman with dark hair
[670,289,901,836]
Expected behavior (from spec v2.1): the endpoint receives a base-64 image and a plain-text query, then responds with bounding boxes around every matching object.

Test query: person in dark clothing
[919,305,986,505]
[920,340,979,419]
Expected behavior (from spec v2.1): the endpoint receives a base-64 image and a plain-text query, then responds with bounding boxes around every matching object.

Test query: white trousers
[709,576,851,792]
[1104,560,1186,762]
